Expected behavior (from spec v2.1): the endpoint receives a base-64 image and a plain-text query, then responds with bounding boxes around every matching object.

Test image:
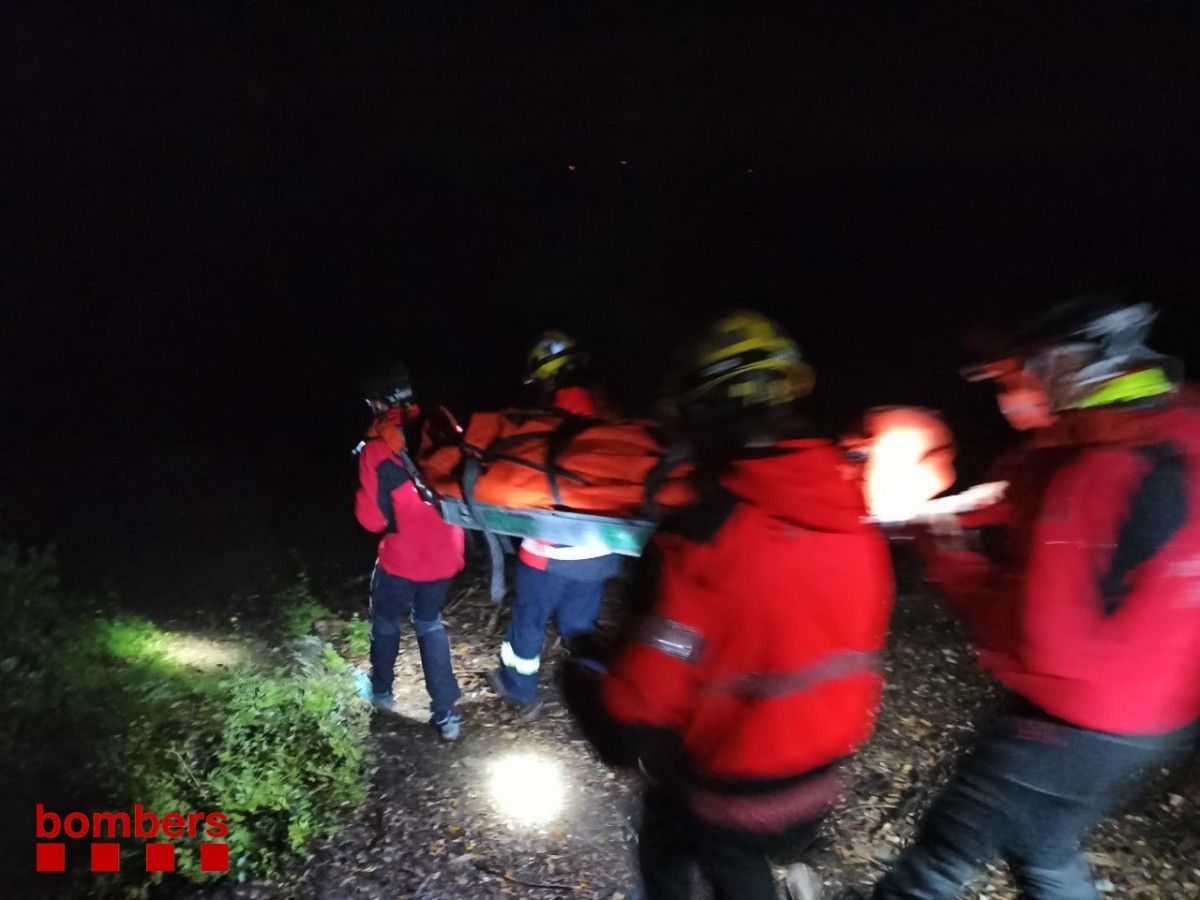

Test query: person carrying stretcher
[865,296,1200,900]
[487,331,622,717]
[355,363,465,741]
[565,312,895,899]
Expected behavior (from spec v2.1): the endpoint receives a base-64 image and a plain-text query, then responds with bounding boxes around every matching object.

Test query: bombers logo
[35,804,229,874]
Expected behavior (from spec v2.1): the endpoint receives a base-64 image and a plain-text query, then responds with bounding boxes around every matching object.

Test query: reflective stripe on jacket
[602,440,894,829]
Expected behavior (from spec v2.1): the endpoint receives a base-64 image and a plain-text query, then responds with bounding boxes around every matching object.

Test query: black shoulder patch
[374,457,410,533]
[658,486,739,545]
[1098,443,1188,615]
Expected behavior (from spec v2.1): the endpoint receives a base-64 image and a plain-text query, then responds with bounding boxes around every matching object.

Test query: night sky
[6,3,1200,499]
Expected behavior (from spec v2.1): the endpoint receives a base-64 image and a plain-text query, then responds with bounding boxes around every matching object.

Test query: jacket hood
[720,439,869,533]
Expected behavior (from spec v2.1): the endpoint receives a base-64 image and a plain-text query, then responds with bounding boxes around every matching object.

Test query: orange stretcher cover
[418,409,695,518]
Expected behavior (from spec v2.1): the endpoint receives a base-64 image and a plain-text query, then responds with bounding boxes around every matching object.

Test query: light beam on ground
[486,752,566,826]
[161,634,243,671]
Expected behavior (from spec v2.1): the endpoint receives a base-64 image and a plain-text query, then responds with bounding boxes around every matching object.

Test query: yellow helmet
[682,311,815,408]
[525,330,585,385]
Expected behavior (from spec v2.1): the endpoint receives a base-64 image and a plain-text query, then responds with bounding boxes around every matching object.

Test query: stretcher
[395,404,974,601]
[398,407,692,601]
[436,497,655,557]
[399,436,665,603]
[438,495,655,603]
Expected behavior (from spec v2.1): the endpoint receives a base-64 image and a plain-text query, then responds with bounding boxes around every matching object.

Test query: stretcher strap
[642,443,693,518]
[541,414,595,507]
[461,455,508,603]
[398,447,436,504]
[484,452,589,486]
[478,414,596,509]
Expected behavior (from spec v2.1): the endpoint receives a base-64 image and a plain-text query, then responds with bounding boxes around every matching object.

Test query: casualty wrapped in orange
[418,409,696,517]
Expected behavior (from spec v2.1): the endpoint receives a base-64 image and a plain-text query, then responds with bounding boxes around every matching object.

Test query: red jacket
[551,385,596,417]
[924,394,1200,735]
[602,440,894,831]
[355,411,465,582]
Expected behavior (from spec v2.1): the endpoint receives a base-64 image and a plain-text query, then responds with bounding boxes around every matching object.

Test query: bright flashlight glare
[860,408,956,523]
[486,752,566,826]
[868,429,946,522]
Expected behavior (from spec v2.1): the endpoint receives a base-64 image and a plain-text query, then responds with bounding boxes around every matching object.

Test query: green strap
[1075,368,1173,409]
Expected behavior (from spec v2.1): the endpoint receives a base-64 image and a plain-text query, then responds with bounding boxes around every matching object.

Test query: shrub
[276,571,334,641]
[146,640,371,882]
[0,545,372,894]
[345,612,371,658]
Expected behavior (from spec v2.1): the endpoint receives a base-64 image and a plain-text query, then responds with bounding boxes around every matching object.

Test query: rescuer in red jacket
[872,297,1200,900]
[567,312,894,900]
[355,364,466,741]
[487,331,622,716]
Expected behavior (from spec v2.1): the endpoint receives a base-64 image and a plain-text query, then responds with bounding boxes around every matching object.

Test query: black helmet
[1019,294,1157,356]
[363,362,415,409]
[965,294,1180,410]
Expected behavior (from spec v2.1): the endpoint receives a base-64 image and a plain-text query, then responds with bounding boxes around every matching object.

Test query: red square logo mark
[200,842,229,873]
[36,842,65,872]
[91,843,120,873]
[146,843,175,873]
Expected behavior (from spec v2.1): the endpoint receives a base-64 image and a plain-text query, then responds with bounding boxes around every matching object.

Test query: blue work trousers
[369,566,461,718]
[875,713,1197,900]
[498,561,607,705]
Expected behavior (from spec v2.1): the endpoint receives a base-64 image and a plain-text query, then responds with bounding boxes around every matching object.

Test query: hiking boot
[514,698,544,721]
[433,711,462,742]
[486,668,543,720]
[370,691,395,713]
[786,863,823,900]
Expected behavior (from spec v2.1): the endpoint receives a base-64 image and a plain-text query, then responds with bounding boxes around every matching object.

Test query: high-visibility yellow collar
[1074,367,1174,409]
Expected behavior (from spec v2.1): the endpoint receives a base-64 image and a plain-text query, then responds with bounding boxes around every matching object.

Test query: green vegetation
[276,571,335,641]
[345,612,372,658]
[0,545,372,895]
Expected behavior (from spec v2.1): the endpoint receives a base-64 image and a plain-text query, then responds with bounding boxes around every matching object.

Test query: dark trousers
[499,561,607,705]
[637,788,820,900]
[875,714,1197,900]
[369,566,461,718]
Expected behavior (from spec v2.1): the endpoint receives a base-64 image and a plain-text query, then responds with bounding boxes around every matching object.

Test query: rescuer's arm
[1031,445,1187,664]
[914,514,993,613]
[601,550,711,782]
[355,443,407,534]
[1093,445,1186,616]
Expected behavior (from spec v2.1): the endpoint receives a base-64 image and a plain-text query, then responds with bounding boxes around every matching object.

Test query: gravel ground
[204,556,1200,900]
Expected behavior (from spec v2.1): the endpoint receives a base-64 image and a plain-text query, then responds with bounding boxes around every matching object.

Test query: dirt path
[207,561,1200,900]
